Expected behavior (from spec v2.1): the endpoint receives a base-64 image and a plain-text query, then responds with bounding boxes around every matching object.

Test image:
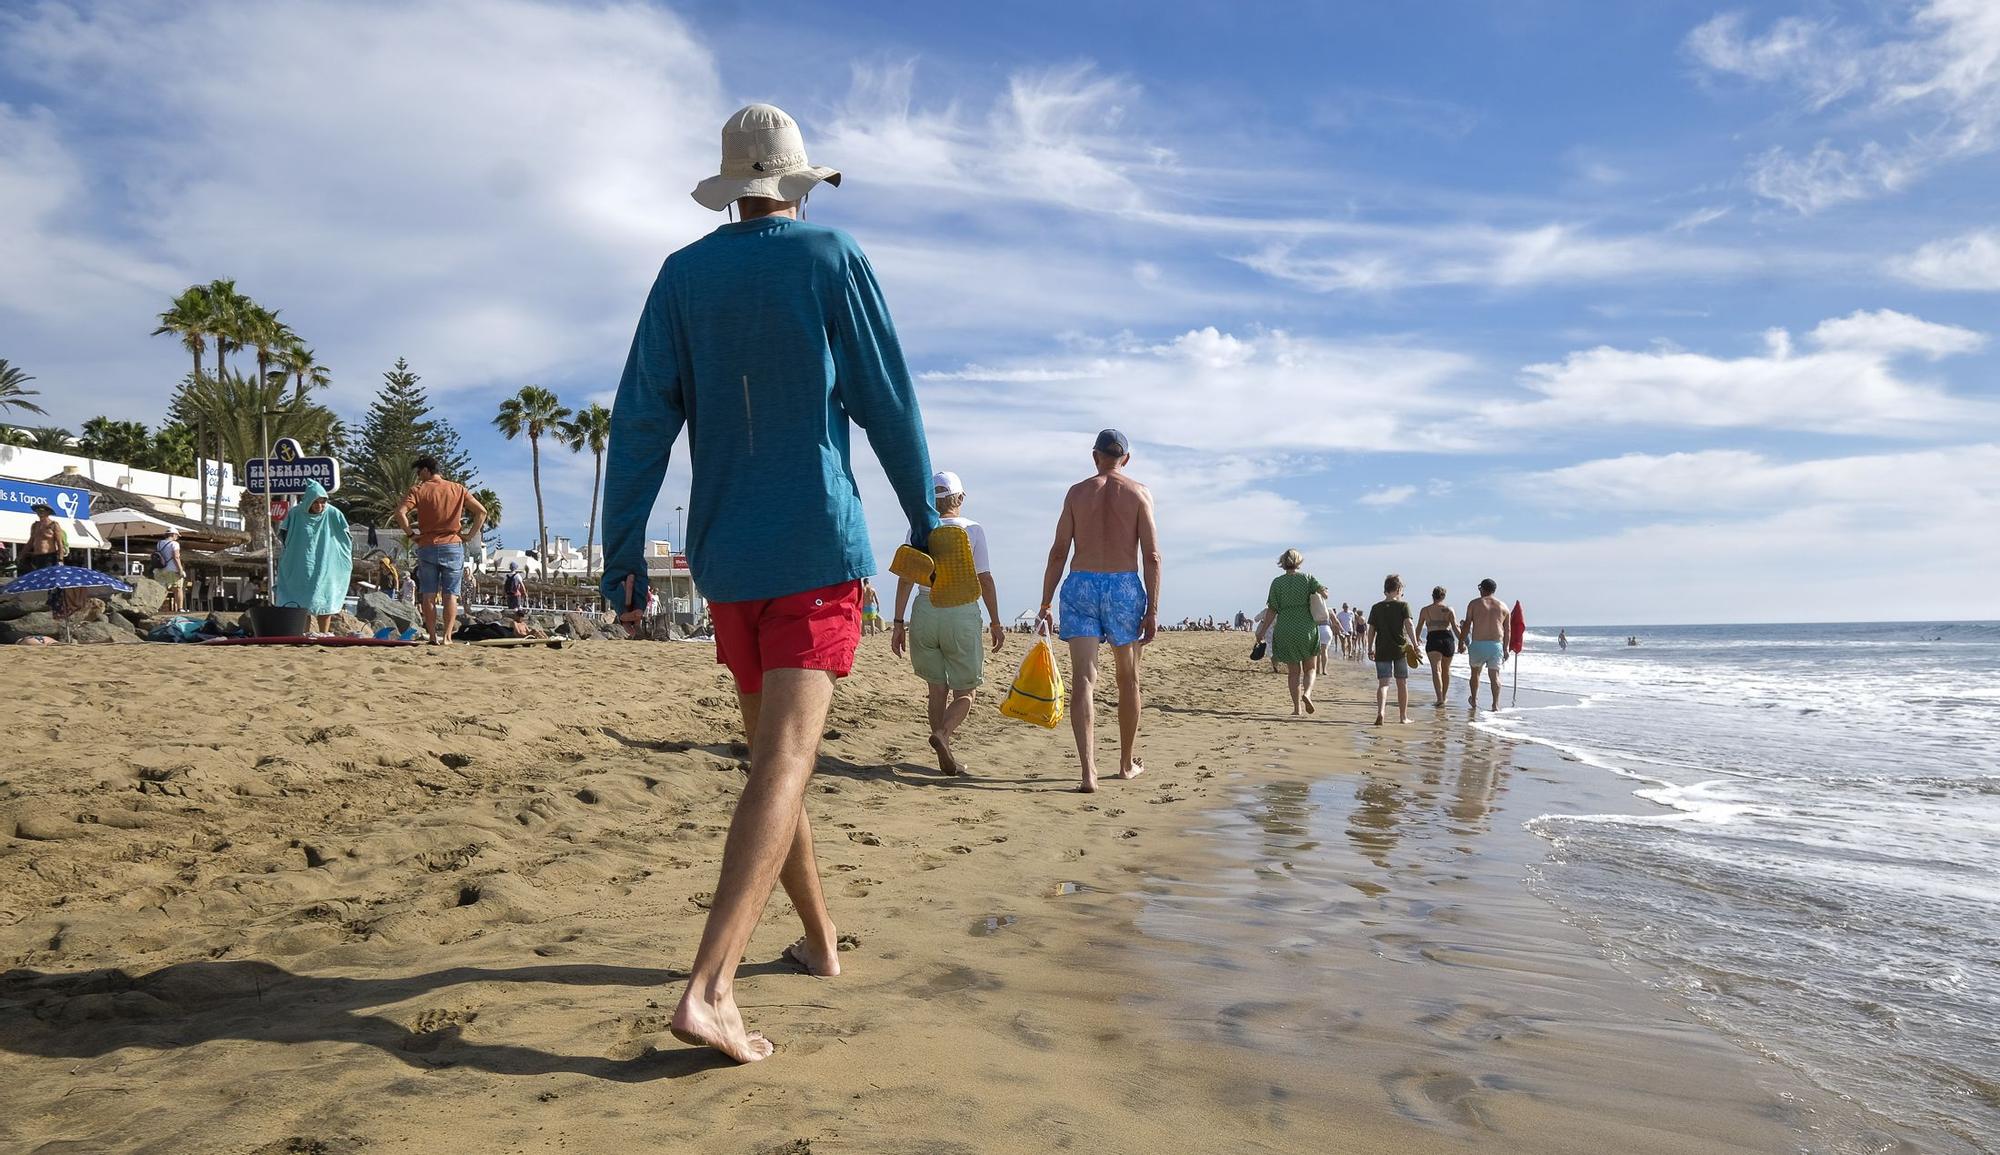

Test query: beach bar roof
[44,472,248,552]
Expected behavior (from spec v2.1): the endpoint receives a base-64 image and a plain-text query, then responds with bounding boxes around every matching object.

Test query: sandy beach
[0,633,1917,1153]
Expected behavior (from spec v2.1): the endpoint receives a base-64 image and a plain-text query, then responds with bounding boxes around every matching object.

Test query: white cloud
[919,326,1476,453]
[1807,308,1984,358]
[1357,485,1417,507]
[1488,309,1989,434]
[1238,222,1750,293]
[1891,229,2000,289]
[1690,1,2000,212]
[0,0,723,417]
[1511,445,2000,515]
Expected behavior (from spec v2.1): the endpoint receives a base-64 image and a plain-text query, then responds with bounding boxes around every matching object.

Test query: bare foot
[782,934,841,978]
[1076,777,1098,794]
[1303,697,1316,715]
[929,732,963,777]
[1118,762,1145,781]
[670,985,774,1063]
[1374,714,1385,726]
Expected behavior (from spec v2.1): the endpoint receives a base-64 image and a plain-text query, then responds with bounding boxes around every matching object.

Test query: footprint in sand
[847,831,882,846]
[1380,1069,1520,1132]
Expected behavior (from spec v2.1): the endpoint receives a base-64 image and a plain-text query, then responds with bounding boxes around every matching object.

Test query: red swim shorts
[711,580,864,695]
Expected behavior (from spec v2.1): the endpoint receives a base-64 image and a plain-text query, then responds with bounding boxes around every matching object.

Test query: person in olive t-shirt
[1364,573,1421,726]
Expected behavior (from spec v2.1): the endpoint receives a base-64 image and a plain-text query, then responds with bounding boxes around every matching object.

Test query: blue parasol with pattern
[3,564,135,596]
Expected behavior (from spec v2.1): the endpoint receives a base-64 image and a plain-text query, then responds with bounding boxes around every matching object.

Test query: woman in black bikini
[1418,586,1459,708]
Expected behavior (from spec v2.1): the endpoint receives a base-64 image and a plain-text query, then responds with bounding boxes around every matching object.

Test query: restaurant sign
[245,438,341,494]
[0,479,91,520]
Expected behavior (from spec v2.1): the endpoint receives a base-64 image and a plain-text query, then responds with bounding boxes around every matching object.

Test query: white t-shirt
[1335,609,1352,632]
[938,516,990,573]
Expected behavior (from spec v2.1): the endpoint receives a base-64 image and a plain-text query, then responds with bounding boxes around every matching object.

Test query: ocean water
[1492,622,2000,1153]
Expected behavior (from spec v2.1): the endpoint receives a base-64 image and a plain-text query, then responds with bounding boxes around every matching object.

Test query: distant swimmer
[1037,429,1161,793]
[1418,586,1459,708]
[1365,573,1421,725]
[1462,578,1511,713]
[1558,628,1568,652]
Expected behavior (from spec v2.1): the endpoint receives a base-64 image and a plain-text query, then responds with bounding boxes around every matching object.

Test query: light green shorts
[910,598,984,690]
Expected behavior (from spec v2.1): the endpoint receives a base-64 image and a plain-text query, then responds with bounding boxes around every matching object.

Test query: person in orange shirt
[393,456,486,644]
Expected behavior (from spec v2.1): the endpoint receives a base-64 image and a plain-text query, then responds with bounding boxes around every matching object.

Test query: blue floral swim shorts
[1058,570,1148,648]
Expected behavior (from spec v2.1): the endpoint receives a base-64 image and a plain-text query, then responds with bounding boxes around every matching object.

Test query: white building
[0,444,245,529]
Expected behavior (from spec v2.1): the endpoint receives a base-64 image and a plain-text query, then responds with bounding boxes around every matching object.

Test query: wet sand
[0,633,1909,1152]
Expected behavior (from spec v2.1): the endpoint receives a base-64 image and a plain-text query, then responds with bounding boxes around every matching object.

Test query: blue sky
[3,0,1997,623]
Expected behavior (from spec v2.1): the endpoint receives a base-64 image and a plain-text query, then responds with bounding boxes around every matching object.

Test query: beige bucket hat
[692,103,842,212]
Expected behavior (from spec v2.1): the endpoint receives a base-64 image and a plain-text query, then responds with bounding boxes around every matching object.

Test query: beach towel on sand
[998,624,1066,729]
[274,479,352,615]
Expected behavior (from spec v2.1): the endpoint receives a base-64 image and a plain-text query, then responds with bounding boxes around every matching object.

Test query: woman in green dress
[1257,549,1327,716]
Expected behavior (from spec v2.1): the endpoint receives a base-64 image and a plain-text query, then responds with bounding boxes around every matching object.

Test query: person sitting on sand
[1036,428,1161,792]
[598,103,938,1064]
[1365,573,1421,725]
[891,471,1005,776]
[509,609,547,639]
[1257,549,1326,717]
[1462,578,1510,714]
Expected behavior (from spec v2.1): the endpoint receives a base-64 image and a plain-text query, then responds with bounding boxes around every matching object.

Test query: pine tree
[343,358,479,526]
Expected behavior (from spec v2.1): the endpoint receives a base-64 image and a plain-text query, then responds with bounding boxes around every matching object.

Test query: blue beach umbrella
[3,564,135,597]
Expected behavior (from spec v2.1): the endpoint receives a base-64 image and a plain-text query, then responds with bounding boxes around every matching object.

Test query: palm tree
[152,286,211,388]
[0,425,29,448]
[241,303,289,400]
[79,417,153,466]
[472,486,503,552]
[558,402,612,581]
[493,386,569,578]
[0,360,46,416]
[201,278,245,386]
[279,340,330,396]
[170,370,342,554]
[28,426,74,451]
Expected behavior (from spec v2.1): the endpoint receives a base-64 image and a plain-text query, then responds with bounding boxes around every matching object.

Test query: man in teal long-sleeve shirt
[599,104,938,1064]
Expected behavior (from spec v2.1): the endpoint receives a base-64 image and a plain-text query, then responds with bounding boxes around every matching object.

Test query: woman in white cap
[891,470,1004,776]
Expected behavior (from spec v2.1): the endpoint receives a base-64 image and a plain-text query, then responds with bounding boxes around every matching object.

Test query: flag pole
[1512,650,1519,706]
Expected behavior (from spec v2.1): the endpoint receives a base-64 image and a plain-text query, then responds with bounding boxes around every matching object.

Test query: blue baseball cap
[1093,428,1130,456]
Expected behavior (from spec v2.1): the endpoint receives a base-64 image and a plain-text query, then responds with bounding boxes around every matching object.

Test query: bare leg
[1286,662,1302,715]
[1301,659,1317,714]
[1067,638,1101,791]
[671,669,837,1062]
[926,683,974,775]
[1429,654,1446,706]
[1112,642,1145,779]
[735,691,841,976]
[1489,666,1502,710]
[440,593,460,645]
[419,593,439,642]
[1396,675,1410,724]
[1374,677,1389,725]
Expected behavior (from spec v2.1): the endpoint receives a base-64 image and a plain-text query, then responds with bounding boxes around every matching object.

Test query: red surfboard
[198,636,419,647]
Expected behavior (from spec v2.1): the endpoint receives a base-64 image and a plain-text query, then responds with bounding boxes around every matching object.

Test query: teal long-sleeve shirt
[599,216,938,607]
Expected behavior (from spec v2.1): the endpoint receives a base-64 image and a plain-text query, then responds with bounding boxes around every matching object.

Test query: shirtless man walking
[1036,429,1161,793]
[1462,577,1511,713]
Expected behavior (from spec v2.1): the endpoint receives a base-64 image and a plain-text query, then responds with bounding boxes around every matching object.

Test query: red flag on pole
[1508,601,1526,705]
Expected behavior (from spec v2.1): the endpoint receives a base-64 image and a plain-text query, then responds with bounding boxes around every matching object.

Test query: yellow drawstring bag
[999,623,1066,729]
[927,525,981,609]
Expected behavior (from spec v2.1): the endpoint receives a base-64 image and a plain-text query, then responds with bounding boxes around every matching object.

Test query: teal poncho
[275,479,353,615]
